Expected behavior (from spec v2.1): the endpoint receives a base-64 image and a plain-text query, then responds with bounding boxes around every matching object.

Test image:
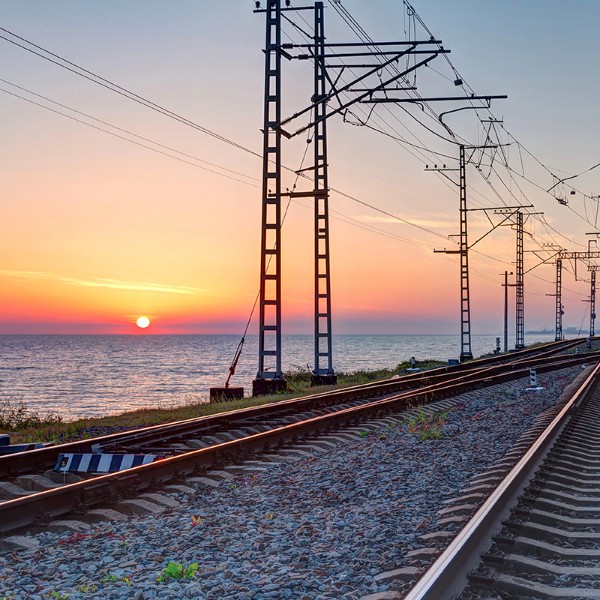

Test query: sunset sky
[0,0,599,337]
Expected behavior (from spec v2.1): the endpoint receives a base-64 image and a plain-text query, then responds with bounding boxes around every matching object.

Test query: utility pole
[548,246,600,344]
[501,271,513,353]
[432,150,516,362]
[253,3,504,386]
[432,146,472,361]
[588,267,597,349]
[265,6,449,389]
[253,0,286,396]
[515,211,525,349]
[311,2,335,386]
[552,258,564,341]
[457,146,472,361]
[496,209,541,349]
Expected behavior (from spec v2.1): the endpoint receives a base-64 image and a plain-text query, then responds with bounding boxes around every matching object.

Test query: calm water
[0,333,560,420]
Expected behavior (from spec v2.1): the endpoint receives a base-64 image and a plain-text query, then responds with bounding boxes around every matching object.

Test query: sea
[0,333,562,421]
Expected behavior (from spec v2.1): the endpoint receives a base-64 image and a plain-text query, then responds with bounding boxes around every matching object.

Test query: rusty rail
[0,351,596,535]
[0,338,589,480]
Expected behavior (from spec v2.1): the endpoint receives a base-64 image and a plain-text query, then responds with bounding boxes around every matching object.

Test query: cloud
[0,270,202,295]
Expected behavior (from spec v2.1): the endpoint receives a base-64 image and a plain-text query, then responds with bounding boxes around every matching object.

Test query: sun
[136,316,151,329]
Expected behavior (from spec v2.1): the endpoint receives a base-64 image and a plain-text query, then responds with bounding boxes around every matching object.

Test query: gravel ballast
[0,366,589,599]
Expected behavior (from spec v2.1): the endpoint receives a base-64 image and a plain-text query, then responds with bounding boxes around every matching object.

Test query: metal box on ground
[311,374,337,386]
[209,387,244,403]
[252,378,287,397]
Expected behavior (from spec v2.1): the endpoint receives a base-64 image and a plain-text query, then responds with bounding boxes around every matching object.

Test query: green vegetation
[157,561,198,583]
[76,583,98,593]
[4,359,445,444]
[102,574,131,587]
[405,407,450,441]
[0,396,62,431]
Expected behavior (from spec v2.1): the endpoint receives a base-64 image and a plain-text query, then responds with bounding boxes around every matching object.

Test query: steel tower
[253,0,286,396]
[311,2,336,385]
[515,210,525,349]
[554,258,563,341]
[589,267,597,349]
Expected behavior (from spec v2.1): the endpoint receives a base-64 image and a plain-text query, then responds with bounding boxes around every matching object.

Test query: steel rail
[403,360,600,600]
[0,339,592,479]
[0,353,596,534]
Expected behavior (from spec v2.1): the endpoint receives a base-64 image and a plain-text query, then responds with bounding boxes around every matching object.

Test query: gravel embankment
[0,366,588,600]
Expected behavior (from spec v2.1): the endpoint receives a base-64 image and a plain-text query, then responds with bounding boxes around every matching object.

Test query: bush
[0,397,62,430]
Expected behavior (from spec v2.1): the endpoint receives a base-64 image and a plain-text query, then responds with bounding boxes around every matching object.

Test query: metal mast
[432,147,517,361]
[253,0,286,396]
[589,267,597,349]
[501,271,512,353]
[311,2,335,385]
[515,210,525,349]
[458,145,473,361]
[554,258,563,341]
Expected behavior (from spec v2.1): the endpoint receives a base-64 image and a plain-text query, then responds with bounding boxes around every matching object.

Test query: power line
[0,85,260,187]
[0,27,263,159]
[1,25,461,248]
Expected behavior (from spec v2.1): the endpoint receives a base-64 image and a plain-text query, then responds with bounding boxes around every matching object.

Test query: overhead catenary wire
[0,80,261,186]
[3,9,595,328]
[0,25,463,249]
[289,4,582,284]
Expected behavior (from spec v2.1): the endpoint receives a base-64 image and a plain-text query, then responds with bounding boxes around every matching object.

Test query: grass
[4,359,445,445]
[0,396,63,431]
[405,407,450,441]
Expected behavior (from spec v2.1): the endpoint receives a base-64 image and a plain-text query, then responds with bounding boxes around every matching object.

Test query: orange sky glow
[1,1,599,338]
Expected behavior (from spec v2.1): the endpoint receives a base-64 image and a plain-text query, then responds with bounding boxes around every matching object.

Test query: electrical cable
[0,85,260,188]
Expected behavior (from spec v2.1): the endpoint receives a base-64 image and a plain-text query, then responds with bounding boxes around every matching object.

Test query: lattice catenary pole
[515,210,525,349]
[253,0,286,396]
[458,145,473,361]
[311,2,336,385]
[589,268,597,349]
[555,258,563,341]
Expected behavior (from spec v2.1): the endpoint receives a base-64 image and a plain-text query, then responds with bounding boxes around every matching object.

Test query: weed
[46,592,69,600]
[191,515,204,527]
[406,408,449,441]
[102,573,131,587]
[76,582,98,593]
[0,396,62,430]
[157,561,199,583]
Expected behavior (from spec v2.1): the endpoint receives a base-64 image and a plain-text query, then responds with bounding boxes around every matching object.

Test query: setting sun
[136,316,150,329]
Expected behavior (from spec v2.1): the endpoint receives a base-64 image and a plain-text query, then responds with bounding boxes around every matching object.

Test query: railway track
[403,359,600,599]
[0,342,597,538]
[0,337,588,480]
